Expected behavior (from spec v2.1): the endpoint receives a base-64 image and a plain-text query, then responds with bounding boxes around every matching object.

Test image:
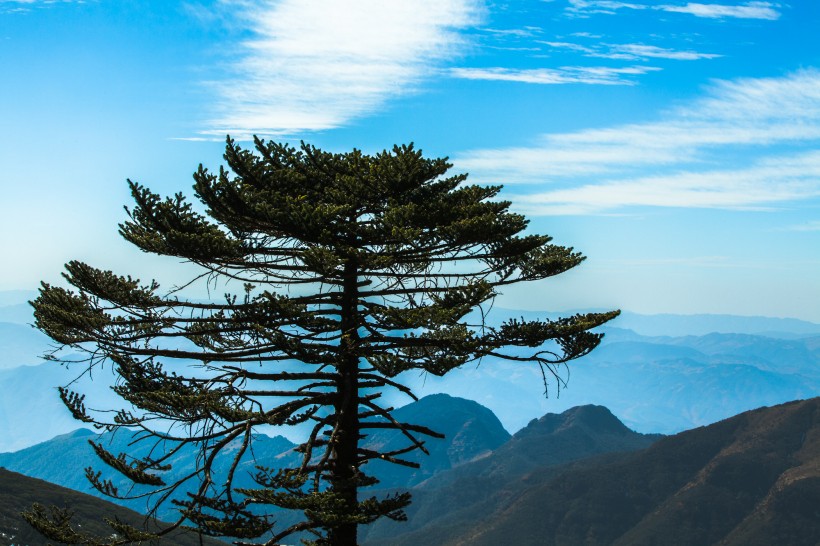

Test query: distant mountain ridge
[0,322,51,369]
[2,325,818,451]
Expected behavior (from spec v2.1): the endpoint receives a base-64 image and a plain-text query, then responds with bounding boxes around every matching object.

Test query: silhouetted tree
[29,138,618,545]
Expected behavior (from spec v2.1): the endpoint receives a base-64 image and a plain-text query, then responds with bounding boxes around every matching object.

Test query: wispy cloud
[567,0,782,20]
[202,0,482,138]
[782,220,820,232]
[0,0,85,11]
[509,152,820,215]
[451,65,660,85]
[542,41,721,61]
[455,70,820,214]
[661,1,781,19]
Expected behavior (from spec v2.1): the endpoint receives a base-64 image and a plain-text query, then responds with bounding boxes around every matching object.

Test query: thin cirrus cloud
[567,1,782,20]
[541,41,722,61]
[510,152,820,215]
[202,0,483,138]
[450,65,661,86]
[782,220,820,232]
[455,70,820,214]
[0,0,83,11]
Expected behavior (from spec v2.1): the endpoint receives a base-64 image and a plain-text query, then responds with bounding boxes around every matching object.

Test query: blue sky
[1,0,819,321]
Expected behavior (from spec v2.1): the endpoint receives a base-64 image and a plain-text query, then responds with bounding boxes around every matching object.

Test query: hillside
[416,397,820,546]
[0,468,223,546]
[362,404,660,544]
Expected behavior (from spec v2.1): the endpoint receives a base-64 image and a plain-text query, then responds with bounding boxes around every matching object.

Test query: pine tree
[29,138,618,545]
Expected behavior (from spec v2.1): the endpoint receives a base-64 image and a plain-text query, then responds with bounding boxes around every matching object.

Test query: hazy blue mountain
[481,307,820,338]
[611,310,820,338]
[400,328,820,435]
[0,303,35,325]
[3,306,819,449]
[0,322,51,368]
[0,360,120,452]
[0,426,300,523]
[0,394,503,525]
[363,393,510,489]
[0,290,36,308]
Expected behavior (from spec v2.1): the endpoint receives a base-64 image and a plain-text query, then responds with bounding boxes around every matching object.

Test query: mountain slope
[0,427,300,523]
[0,468,223,546]
[442,397,820,546]
[362,404,660,545]
[0,361,120,452]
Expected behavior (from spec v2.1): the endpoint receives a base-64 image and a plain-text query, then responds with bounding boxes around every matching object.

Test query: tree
[28,138,618,546]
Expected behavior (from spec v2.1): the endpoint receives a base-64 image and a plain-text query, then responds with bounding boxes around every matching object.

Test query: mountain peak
[364,393,512,489]
[516,404,632,439]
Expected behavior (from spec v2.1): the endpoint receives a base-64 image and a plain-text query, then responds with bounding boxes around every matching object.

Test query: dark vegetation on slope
[0,468,223,546]
[390,397,820,546]
[362,404,661,544]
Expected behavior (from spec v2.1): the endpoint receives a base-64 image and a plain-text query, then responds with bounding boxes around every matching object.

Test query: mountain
[0,394,504,526]
[0,360,121,452]
[416,397,820,546]
[0,322,50,369]
[363,393,511,489]
[484,307,820,338]
[0,290,36,309]
[361,404,661,545]
[611,311,820,338]
[403,328,820,435]
[0,468,224,546]
[0,427,300,523]
[3,305,820,451]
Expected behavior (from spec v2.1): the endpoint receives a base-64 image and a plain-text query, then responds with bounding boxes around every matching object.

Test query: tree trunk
[330,257,360,546]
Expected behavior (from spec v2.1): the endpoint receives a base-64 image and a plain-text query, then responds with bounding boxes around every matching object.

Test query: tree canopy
[29,138,618,546]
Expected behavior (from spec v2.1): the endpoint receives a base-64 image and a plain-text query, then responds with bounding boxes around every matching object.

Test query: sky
[1,0,819,322]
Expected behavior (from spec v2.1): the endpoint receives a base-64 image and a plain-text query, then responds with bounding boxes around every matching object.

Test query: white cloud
[660,1,781,20]
[451,65,660,86]
[510,151,820,215]
[783,220,820,232]
[203,0,483,138]
[600,43,721,60]
[567,0,782,20]
[454,70,820,214]
[542,41,721,61]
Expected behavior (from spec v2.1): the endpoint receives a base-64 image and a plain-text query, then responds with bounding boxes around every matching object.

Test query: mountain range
[2,290,819,452]
[4,393,818,545]
[360,403,661,544]
[389,396,820,546]
[0,394,511,525]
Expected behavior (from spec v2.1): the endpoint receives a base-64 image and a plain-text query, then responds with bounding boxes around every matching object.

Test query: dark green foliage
[30,139,617,545]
